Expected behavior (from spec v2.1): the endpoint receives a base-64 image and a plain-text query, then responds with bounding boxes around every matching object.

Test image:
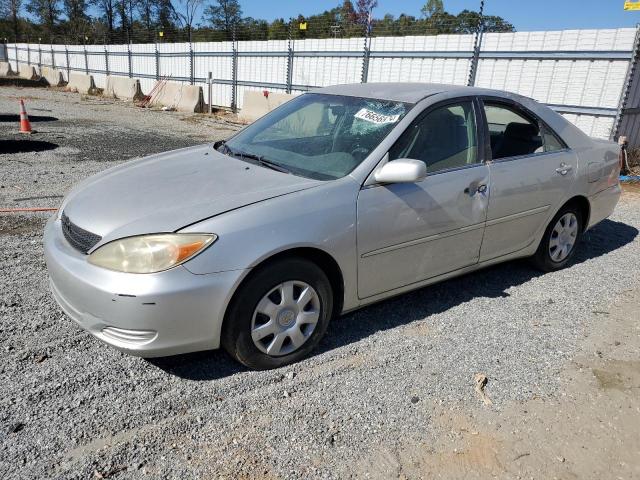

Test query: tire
[222,258,333,370]
[531,205,583,272]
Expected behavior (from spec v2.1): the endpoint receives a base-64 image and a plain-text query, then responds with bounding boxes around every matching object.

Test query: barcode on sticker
[354,108,400,124]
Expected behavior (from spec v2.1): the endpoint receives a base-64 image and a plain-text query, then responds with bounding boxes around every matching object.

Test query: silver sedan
[44,83,622,369]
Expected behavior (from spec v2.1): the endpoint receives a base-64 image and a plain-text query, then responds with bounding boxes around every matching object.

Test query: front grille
[60,211,102,254]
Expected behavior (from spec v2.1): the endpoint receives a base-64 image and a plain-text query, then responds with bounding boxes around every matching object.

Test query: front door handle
[555,163,573,176]
[464,184,488,195]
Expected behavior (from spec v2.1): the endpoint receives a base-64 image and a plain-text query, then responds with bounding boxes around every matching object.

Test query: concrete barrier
[65,72,96,94]
[17,64,38,80]
[104,75,143,100]
[148,81,204,112]
[238,91,297,123]
[0,61,14,76]
[41,66,64,86]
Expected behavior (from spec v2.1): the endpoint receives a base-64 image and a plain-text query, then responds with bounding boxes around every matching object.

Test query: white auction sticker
[354,108,400,124]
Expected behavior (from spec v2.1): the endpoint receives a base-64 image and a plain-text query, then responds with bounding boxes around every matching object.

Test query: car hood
[61,144,322,245]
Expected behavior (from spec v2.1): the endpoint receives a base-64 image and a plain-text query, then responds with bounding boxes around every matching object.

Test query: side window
[541,124,566,153]
[389,101,479,174]
[484,103,542,160]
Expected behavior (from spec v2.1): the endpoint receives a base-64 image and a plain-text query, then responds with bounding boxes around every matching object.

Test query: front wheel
[531,206,583,272]
[222,258,333,370]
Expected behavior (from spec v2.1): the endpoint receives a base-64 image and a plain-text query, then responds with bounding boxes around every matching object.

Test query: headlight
[88,234,216,273]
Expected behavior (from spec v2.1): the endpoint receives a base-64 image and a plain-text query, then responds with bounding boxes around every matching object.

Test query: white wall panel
[130,43,155,85]
[293,37,362,87]
[106,44,129,76]
[3,27,636,138]
[157,42,190,82]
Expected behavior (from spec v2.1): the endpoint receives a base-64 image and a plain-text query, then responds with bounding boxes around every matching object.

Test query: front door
[357,99,490,299]
[479,100,578,261]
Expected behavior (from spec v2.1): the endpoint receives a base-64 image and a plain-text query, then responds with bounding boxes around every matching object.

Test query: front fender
[179,177,361,311]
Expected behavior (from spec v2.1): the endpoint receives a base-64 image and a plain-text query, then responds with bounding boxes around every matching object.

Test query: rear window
[483,102,565,159]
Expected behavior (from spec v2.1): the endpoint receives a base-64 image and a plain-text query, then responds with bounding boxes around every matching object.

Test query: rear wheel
[532,205,583,272]
[222,258,333,370]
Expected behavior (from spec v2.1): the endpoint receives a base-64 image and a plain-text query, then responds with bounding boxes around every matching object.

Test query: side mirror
[374,159,427,184]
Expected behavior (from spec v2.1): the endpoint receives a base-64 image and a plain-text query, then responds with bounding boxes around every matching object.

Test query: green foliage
[0,0,515,43]
[204,0,241,37]
[421,0,444,18]
[25,0,59,33]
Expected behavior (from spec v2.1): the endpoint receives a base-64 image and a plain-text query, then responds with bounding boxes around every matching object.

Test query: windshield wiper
[220,144,291,174]
[255,157,291,174]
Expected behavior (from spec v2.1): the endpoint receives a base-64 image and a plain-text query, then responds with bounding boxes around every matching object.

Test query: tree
[204,0,241,38]
[114,0,138,41]
[62,0,88,24]
[0,0,23,37]
[421,0,443,18]
[156,0,177,33]
[175,0,203,41]
[482,14,515,33]
[267,17,287,40]
[135,0,156,39]
[91,0,115,36]
[339,0,355,23]
[25,0,59,35]
[354,0,377,26]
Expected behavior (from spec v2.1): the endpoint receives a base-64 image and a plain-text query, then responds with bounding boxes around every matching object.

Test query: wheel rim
[251,280,321,357]
[548,212,578,263]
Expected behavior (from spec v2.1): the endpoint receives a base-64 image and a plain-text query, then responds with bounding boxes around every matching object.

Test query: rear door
[479,98,578,261]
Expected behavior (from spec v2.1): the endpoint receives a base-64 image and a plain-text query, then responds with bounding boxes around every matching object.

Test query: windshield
[223,93,412,180]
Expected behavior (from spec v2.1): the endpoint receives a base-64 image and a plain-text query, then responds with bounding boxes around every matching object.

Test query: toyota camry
[44,83,622,369]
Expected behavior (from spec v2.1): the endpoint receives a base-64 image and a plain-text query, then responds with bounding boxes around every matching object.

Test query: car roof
[313,82,503,104]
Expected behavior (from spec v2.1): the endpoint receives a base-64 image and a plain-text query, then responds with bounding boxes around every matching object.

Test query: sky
[238,0,640,31]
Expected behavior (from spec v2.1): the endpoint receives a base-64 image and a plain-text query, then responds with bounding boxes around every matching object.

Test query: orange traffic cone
[19,99,32,134]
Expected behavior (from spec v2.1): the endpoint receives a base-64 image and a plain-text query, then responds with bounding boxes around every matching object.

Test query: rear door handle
[556,163,573,176]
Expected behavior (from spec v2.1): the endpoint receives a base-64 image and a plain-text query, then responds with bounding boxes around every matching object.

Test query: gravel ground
[1,86,639,479]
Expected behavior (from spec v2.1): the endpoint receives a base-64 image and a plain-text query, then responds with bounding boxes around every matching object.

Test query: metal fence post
[83,41,89,74]
[286,20,294,93]
[467,0,485,87]
[231,24,238,113]
[27,37,31,66]
[208,71,213,113]
[104,40,109,76]
[65,44,70,79]
[189,42,194,85]
[361,23,371,84]
[51,39,55,69]
[612,24,640,140]
[154,41,160,80]
[38,39,42,69]
[127,41,132,78]
[14,38,18,71]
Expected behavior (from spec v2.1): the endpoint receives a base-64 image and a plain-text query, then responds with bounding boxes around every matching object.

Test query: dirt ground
[364,186,640,480]
[360,281,640,480]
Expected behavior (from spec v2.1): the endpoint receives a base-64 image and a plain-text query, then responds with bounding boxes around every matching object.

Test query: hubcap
[251,280,321,357]
[549,212,578,262]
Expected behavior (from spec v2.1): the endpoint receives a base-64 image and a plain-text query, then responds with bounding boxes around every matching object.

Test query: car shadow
[148,218,637,381]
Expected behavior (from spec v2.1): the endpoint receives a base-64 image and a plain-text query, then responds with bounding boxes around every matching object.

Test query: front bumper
[44,216,247,357]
